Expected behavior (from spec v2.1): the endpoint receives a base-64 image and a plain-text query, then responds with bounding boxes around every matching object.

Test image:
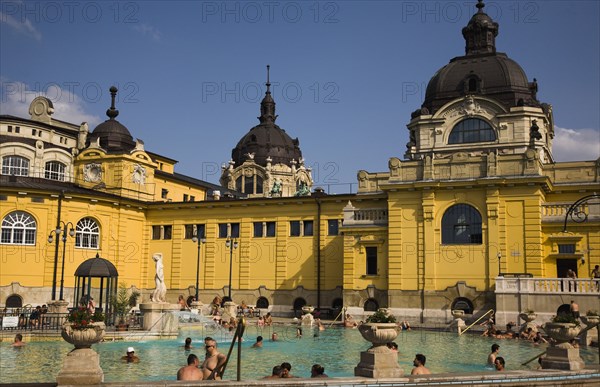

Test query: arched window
[45,161,66,181]
[256,296,269,309]
[451,297,474,314]
[75,218,100,249]
[1,211,36,245]
[468,78,478,92]
[5,294,23,308]
[448,118,495,144]
[441,204,482,244]
[364,298,379,312]
[2,156,30,176]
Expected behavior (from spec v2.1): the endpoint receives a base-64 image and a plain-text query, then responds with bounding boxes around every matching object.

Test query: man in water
[183,337,192,350]
[252,335,263,348]
[487,344,500,366]
[263,365,283,379]
[494,356,505,371]
[411,354,431,375]
[177,354,203,381]
[201,339,226,380]
[11,334,25,347]
[121,347,140,363]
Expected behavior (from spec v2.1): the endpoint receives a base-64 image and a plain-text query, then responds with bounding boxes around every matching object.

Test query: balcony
[342,201,388,227]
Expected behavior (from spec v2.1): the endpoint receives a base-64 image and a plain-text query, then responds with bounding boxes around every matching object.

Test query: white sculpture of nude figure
[151,253,167,303]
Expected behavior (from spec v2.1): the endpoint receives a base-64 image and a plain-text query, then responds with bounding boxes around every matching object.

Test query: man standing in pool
[411,354,431,375]
[177,354,203,381]
[487,344,500,366]
[201,339,226,380]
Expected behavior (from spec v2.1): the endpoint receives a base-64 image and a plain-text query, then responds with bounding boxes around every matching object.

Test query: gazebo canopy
[75,253,118,277]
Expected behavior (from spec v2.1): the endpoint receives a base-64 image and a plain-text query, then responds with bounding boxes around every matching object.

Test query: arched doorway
[293,297,307,317]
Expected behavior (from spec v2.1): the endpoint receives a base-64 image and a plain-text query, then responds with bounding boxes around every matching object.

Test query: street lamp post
[225,237,238,300]
[191,234,206,301]
[48,221,75,301]
[497,252,502,277]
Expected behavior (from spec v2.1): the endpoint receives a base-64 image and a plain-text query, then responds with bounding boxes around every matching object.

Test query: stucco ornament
[132,164,146,185]
[84,163,102,183]
[459,95,482,116]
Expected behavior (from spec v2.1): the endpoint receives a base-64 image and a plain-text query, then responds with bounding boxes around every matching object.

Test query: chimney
[212,190,221,200]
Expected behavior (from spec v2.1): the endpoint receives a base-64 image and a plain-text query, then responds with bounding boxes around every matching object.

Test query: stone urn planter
[61,322,106,349]
[57,322,106,384]
[355,322,402,378]
[451,309,465,319]
[519,312,537,323]
[302,305,315,314]
[541,322,585,371]
[544,322,581,346]
[358,323,399,350]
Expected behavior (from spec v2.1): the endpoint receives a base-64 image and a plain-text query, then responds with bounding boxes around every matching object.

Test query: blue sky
[2,1,599,191]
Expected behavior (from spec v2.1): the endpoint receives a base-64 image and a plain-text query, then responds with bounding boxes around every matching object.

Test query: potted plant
[110,282,140,331]
[358,309,399,350]
[544,314,581,346]
[61,305,105,348]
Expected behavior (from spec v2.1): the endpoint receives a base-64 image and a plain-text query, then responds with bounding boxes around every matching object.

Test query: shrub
[551,314,580,326]
[365,309,397,323]
[67,306,104,330]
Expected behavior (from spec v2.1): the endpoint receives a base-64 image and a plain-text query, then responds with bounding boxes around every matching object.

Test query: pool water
[1,324,599,383]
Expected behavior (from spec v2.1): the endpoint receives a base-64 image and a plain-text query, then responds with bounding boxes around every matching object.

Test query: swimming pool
[1,324,598,383]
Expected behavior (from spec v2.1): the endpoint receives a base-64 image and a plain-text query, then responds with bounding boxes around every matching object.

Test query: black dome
[420,1,538,115]
[232,122,302,167]
[75,254,118,277]
[87,86,136,153]
[232,69,302,167]
[423,53,534,114]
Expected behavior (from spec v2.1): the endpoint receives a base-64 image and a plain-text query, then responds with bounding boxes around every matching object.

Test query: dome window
[448,118,495,144]
[468,78,477,92]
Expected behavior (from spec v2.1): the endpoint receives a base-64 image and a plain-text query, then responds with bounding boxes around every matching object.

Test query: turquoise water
[1,324,599,383]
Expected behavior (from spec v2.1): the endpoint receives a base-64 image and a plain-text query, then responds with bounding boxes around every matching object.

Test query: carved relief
[84,163,102,183]
[459,96,483,116]
[132,164,146,185]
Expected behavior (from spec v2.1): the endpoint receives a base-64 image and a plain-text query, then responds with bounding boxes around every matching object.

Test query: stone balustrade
[496,277,599,294]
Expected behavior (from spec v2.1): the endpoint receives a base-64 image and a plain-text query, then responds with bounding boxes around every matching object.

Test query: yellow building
[1,2,598,323]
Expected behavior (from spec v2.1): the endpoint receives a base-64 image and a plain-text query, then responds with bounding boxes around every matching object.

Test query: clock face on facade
[84,163,102,183]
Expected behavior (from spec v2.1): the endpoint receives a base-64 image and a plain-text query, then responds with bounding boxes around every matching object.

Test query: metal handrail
[329,307,346,327]
[458,309,494,336]
[215,316,246,381]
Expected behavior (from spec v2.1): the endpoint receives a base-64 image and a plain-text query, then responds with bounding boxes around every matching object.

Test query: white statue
[151,253,167,303]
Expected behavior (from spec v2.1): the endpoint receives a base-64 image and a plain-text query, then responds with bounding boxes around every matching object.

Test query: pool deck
[28,368,594,387]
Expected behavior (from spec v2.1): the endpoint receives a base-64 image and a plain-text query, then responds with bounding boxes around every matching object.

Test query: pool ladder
[210,316,246,381]
[458,309,494,336]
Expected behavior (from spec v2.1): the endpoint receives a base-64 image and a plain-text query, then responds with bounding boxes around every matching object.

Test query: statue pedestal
[56,348,103,385]
[139,303,179,333]
[354,349,403,378]
[541,346,585,370]
[222,301,237,322]
[190,300,204,315]
[48,300,69,314]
